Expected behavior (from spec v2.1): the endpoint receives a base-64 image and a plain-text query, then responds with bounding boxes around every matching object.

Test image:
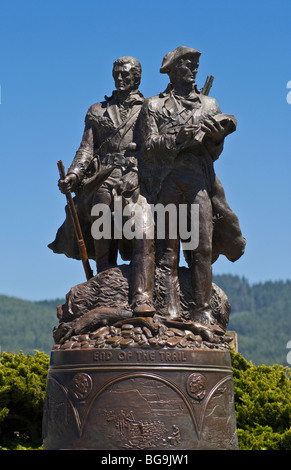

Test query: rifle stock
[57,160,93,281]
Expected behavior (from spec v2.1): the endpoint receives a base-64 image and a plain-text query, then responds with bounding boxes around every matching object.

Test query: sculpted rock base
[52,265,231,349]
[42,347,239,450]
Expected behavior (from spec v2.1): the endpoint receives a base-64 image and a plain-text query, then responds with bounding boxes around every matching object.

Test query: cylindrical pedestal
[42,347,238,450]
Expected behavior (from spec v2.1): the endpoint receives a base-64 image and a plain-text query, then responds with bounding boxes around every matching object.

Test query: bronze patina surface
[43,347,238,450]
[44,47,246,450]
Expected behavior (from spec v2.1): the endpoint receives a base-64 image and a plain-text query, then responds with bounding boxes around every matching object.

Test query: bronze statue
[49,47,245,344]
[136,46,245,325]
[49,56,155,316]
[44,48,245,450]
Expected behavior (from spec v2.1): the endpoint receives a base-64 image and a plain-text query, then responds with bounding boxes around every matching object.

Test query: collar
[160,83,201,101]
[105,89,144,106]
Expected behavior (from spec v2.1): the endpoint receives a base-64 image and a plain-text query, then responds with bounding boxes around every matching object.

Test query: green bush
[0,350,290,450]
[0,351,49,450]
[231,350,291,450]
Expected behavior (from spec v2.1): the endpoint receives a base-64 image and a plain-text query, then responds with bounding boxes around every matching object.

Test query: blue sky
[1,0,291,301]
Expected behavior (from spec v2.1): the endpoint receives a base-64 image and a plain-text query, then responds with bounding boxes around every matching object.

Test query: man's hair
[113,56,142,87]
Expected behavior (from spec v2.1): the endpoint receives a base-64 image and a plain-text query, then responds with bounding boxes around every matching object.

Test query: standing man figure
[137,46,245,324]
[49,56,155,315]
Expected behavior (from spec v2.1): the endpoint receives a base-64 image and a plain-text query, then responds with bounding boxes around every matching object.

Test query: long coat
[49,90,145,262]
[135,87,246,264]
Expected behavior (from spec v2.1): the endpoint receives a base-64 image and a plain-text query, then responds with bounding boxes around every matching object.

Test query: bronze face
[112,63,136,93]
[173,55,200,84]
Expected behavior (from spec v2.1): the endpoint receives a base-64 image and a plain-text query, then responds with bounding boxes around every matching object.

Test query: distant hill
[213,275,291,366]
[0,275,290,366]
[0,295,63,356]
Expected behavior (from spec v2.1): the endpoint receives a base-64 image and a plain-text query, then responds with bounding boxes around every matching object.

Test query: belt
[101,154,136,167]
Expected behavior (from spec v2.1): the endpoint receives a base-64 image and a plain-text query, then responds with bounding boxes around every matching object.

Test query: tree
[0,351,49,449]
[231,350,291,450]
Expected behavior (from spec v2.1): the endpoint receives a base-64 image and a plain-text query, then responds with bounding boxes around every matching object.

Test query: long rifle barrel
[57,160,93,281]
[201,75,214,96]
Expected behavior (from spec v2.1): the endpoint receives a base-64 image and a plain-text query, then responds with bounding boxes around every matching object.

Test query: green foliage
[0,295,63,355]
[0,351,49,449]
[214,275,291,366]
[213,274,255,313]
[231,350,291,450]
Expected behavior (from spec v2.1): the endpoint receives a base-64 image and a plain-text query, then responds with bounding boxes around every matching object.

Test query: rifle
[57,160,93,281]
[201,75,214,96]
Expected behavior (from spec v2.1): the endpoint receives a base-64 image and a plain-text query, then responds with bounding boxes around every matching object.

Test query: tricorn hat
[160,46,201,74]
